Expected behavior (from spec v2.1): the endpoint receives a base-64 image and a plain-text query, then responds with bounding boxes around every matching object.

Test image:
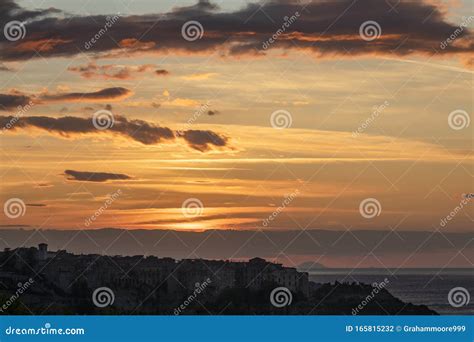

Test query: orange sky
[0,0,472,233]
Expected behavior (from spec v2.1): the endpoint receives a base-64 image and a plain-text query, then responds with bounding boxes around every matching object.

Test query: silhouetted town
[0,244,436,315]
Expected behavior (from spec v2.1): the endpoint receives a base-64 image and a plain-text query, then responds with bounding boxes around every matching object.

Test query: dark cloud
[0,63,14,72]
[25,203,47,207]
[207,110,219,116]
[155,69,170,76]
[172,0,220,16]
[0,93,31,111]
[179,129,229,152]
[0,0,472,64]
[64,169,132,182]
[0,114,175,143]
[115,116,176,145]
[0,0,61,22]
[41,87,132,102]
[0,87,131,110]
[0,114,230,152]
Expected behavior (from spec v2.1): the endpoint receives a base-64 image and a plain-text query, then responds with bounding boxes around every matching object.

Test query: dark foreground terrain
[0,244,435,315]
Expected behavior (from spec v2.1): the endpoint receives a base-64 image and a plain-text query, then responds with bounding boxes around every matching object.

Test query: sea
[307,268,473,315]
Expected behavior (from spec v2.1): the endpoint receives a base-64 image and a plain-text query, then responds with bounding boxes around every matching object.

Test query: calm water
[308,269,473,315]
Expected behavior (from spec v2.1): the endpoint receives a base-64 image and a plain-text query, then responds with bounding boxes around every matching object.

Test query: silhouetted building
[0,244,309,308]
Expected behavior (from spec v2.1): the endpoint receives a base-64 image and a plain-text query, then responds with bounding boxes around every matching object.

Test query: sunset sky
[0,0,472,233]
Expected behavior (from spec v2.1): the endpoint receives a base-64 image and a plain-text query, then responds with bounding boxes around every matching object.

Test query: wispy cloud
[155,69,170,76]
[68,62,168,79]
[0,63,14,72]
[182,73,218,81]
